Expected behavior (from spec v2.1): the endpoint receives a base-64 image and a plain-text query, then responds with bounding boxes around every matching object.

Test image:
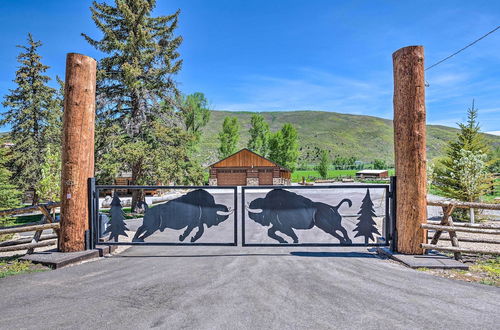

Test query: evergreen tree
[218,116,240,158]
[316,149,330,179]
[247,114,270,156]
[103,194,129,242]
[83,0,192,208]
[434,101,493,201]
[269,123,299,171]
[0,145,22,230]
[1,34,58,205]
[353,189,380,244]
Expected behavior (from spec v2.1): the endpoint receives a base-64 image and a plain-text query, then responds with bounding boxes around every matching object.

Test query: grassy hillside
[197,110,500,166]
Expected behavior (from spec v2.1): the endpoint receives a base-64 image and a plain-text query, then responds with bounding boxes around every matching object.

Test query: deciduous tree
[247,114,270,156]
[269,123,299,171]
[316,149,330,179]
[218,116,240,158]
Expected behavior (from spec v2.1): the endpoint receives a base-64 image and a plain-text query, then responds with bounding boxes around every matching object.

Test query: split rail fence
[422,200,500,260]
[0,202,60,253]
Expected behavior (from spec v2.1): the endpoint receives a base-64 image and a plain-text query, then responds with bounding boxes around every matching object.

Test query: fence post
[393,46,427,254]
[59,53,97,252]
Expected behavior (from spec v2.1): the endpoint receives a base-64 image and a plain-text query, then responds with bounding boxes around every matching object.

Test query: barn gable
[210,148,279,168]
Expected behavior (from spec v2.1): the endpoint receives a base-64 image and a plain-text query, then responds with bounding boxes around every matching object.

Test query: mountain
[197,110,500,166]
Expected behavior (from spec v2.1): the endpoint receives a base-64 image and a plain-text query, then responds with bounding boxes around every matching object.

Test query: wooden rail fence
[422,199,500,260]
[0,202,60,253]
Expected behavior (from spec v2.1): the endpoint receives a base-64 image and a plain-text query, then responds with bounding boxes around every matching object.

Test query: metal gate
[88,179,396,249]
[88,181,238,247]
[242,183,395,247]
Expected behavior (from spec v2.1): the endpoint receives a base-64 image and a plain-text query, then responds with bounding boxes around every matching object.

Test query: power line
[425,25,500,71]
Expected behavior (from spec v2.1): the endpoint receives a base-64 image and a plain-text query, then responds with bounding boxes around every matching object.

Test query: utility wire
[425,25,500,71]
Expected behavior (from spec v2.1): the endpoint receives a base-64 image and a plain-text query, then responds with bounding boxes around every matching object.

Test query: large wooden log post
[59,53,97,252]
[393,46,427,254]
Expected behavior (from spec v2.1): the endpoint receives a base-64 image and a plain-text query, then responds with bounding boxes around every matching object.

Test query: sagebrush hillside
[197,110,500,166]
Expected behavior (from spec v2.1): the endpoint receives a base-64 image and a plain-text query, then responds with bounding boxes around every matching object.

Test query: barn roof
[209,148,290,171]
[356,170,388,174]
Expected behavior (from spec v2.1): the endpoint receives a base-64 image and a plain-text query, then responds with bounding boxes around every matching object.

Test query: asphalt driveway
[0,245,499,329]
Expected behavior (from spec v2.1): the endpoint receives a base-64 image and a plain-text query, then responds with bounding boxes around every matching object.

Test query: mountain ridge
[197,110,500,166]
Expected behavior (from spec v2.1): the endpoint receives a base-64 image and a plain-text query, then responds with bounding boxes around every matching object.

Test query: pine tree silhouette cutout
[104,194,129,242]
[353,189,380,244]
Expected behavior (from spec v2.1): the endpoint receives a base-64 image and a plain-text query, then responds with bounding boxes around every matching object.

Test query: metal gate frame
[241,180,396,248]
[88,177,397,250]
[88,179,238,249]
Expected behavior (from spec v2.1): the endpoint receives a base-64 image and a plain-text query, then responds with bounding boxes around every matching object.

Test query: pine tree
[353,189,380,244]
[83,0,189,208]
[1,34,58,205]
[316,149,330,179]
[103,194,129,242]
[218,116,240,158]
[434,101,493,201]
[0,145,22,229]
[269,123,299,171]
[247,114,270,157]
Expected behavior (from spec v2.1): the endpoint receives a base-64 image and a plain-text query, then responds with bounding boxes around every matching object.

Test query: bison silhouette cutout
[132,189,233,242]
[246,189,352,244]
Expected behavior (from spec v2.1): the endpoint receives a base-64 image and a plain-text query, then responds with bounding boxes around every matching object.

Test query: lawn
[291,169,395,182]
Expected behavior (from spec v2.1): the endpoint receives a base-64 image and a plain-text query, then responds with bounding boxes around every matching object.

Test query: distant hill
[197,110,500,166]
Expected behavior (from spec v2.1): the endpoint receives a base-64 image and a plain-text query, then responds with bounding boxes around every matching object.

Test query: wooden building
[208,149,291,186]
[355,169,389,179]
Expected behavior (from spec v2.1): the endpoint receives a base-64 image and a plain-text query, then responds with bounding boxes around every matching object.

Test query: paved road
[2,187,499,329]
[0,245,499,329]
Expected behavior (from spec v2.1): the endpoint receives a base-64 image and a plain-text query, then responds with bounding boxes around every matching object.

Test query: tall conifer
[1,34,58,204]
[83,0,186,208]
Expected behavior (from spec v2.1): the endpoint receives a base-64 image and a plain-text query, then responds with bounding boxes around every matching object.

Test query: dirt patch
[418,255,500,287]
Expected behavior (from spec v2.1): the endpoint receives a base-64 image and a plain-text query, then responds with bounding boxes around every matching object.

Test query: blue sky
[0,0,499,132]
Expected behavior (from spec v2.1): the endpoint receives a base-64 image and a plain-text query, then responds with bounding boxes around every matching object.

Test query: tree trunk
[130,162,145,212]
[59,53,97,252]
[393,46,427,255]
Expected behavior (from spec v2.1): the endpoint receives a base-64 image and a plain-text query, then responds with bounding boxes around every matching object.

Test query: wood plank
[427,200,500,210]
[0,240,57,253]
[0,223,60,235]
[421,244,500,256]
[426,236,500,244]
[422,224,500,235]
[0,202,60,217]
[0,234,58,247]
[428,220,500,229]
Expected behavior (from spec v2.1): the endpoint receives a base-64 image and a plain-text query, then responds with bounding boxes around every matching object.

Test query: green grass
[0,256,48,279]
[472,257,500,277]
[291,169,395,182]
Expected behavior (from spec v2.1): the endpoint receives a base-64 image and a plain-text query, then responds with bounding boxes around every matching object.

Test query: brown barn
[208,149,291,186]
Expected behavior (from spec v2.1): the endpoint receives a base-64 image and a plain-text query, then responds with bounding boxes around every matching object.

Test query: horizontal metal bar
[95,185,237,190]
[97,242,237,246]
[241,243,389,247]
[242,184,389,190]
